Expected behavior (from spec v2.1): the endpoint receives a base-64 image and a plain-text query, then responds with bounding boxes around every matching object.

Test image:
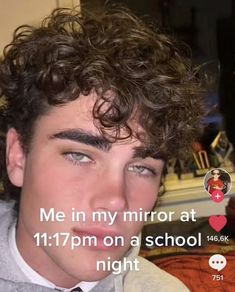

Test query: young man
[0,6,203,292]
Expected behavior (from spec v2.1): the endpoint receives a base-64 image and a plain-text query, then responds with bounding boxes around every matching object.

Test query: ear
[6,128,26,187]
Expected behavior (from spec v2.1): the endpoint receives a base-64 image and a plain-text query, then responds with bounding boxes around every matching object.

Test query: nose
[90,171,128,213]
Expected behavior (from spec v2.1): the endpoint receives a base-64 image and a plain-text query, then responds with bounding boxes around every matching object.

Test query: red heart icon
[209,215,227,232]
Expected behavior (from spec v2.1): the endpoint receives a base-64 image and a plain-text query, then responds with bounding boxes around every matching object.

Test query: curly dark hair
[0,5,204,201]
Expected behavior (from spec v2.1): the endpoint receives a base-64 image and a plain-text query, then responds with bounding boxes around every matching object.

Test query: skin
[6,93,164,288]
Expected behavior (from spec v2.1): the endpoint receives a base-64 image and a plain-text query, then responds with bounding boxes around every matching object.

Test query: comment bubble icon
[209,254,227,271]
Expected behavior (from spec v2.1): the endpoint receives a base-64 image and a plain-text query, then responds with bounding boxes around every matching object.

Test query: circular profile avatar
[204,168,232,196]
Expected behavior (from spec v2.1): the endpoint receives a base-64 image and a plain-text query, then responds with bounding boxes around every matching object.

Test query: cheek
[20,156,75,221]
[123,183,158,237]
[22,156,99,216]
[23,162,63,199]
[128,179,159,211]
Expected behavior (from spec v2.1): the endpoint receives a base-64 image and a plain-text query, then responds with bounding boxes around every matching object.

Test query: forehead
[35,92,143,143]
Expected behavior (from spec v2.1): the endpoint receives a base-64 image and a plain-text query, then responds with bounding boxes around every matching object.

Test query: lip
[72,227,123,251]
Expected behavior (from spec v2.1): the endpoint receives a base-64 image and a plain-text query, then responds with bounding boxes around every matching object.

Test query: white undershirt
[8,221,98,292]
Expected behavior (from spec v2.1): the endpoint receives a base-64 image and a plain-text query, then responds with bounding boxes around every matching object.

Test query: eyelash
[63,152,157,177]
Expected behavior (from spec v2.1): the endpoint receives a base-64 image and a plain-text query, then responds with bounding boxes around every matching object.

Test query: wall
[0,0,80,55]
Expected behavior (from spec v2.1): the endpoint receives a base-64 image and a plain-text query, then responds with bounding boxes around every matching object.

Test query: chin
[72,268,112,282]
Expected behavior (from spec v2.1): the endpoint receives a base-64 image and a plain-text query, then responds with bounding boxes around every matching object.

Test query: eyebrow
[49,129,111,152]
[49,129,164,160]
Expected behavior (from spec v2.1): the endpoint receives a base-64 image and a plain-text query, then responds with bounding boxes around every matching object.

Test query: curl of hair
[0,5,204,200]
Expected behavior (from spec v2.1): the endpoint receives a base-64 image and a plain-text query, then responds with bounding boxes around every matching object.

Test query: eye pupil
[73,154,83,159]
